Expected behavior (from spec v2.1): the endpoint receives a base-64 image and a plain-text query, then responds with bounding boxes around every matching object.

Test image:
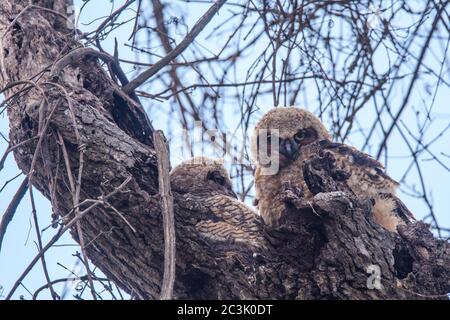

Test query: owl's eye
[294,130,308,142]
[207,171,226,185]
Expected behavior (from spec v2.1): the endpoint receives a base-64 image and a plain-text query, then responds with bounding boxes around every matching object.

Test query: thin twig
[57,132,97,299]
[123,0,227,93]
[375,3,446,159]
[28,185,59,299]
[0,136,40,172]
[5,176,132,300]
[74,144,98,300]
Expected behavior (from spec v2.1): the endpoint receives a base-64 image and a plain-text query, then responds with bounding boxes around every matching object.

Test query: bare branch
[154,130,176,300]
[0,177,28,252]
[123,0,227,93]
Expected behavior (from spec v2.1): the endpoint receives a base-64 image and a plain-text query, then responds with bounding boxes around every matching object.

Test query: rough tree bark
[0,0,448,300]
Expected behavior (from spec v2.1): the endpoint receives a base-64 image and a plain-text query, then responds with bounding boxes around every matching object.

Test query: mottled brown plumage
[170,157,236,198]
[252,107,415,232]
[170,157,266,250]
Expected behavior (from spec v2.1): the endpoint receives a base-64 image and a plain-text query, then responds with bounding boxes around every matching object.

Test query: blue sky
[0,0,449,299]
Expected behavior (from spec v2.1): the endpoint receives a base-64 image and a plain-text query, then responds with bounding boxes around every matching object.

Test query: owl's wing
[325,140,398,186]
[301,140,414,224]
[196,195,267,251]
[301,140,396,193]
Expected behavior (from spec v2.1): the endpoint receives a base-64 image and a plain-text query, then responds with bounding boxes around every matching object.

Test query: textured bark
[1,0,449,300]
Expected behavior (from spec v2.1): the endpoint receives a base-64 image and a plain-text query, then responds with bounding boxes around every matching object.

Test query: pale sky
[1,0,449,299]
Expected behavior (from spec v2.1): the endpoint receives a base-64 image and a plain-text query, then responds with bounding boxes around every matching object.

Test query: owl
[251,107,415,232]
[170,157,266,250]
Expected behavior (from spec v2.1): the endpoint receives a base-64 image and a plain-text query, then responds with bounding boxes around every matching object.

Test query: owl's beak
[279,137,299,160]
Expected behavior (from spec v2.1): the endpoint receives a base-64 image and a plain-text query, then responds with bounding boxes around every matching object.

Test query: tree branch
[0,177,28,252]
[122,0,227,94]
[154,130,176,300]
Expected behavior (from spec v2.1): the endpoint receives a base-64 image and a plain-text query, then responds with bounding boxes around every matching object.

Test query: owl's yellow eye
[294,130,307,142]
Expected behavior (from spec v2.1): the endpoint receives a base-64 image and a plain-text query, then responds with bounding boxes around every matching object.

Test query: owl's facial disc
[207,169,237,199]
[279,127,318,160]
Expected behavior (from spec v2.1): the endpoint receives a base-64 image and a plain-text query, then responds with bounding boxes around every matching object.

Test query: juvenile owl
[170,157,266,250]
[251,107,415,232]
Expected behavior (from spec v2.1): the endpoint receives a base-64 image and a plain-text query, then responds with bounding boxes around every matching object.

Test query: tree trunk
[1,0,448,300]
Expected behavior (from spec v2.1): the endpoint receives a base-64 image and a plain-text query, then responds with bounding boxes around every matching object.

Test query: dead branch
[154,130,176,300]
